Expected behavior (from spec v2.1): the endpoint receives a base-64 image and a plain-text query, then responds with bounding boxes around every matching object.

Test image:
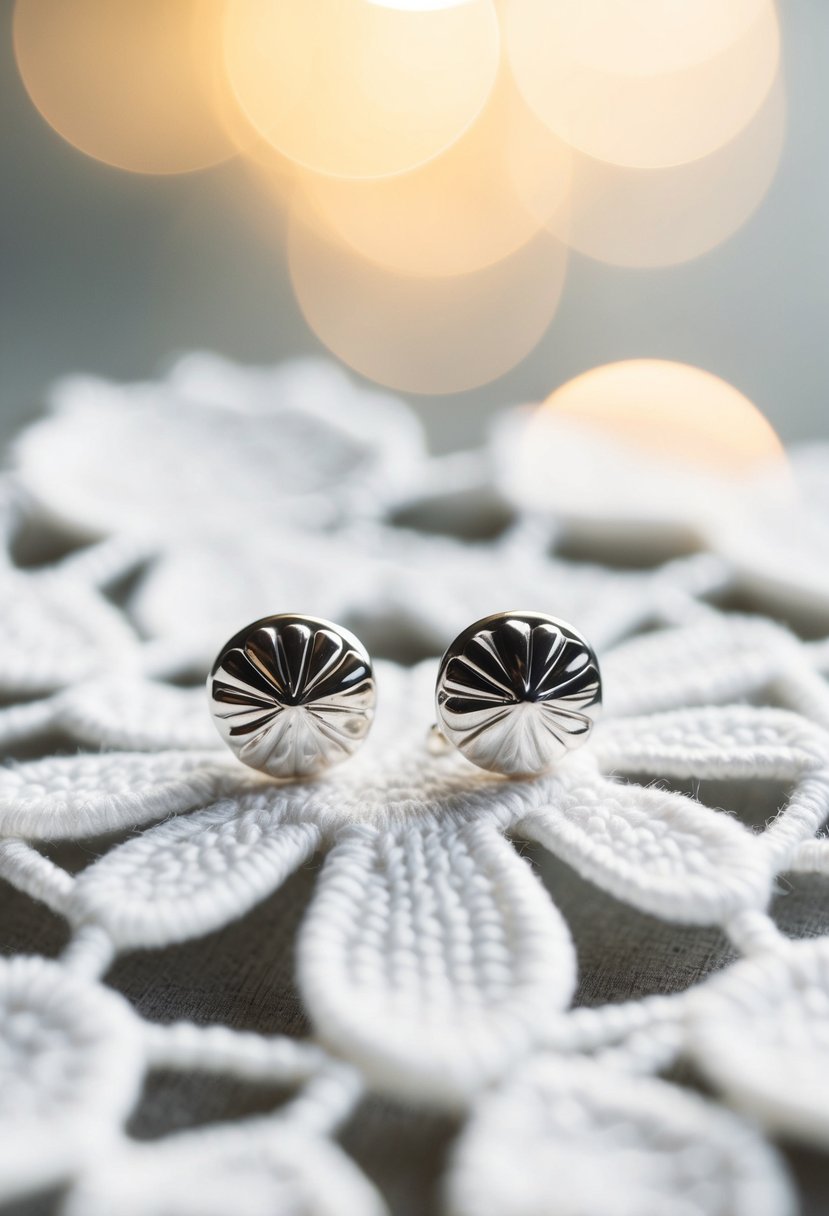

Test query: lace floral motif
[0,355,828,1213]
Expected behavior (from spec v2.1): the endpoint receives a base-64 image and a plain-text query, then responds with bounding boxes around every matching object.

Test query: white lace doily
[1,354,829,1214]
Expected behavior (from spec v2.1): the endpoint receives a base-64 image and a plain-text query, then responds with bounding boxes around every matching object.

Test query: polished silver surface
[435,611,602,777]
[208,614,376,778]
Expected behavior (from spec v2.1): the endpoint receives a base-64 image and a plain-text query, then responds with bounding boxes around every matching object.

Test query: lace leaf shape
[0,751,243,840]
[64,1122,387,1216]
[297,818,577,1104]
[57,676,220,751]
[592,705,829,781]
[603,615,797,717]
[15,354,424,540]
[446,1055,795,1216]
[518,765,771,923]
[689,937,829,1148]
[128,533,366,661]
[0,572,137,695]
[71,794,321,948]
[0,956,143,1203]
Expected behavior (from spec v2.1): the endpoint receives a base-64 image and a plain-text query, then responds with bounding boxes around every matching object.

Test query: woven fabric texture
[1,354,828,1215]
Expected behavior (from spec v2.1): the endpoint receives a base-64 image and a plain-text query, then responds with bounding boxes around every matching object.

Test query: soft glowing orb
[288,213,568,394]
[299,73,571,277]
[541,360,784,473]
[13,0,235,175]
[530,0,770,77]
[499,360,787,539]
[223,0,500,180]
[505,0,780,168]
[367,0,475,8]
[545,79,785,267]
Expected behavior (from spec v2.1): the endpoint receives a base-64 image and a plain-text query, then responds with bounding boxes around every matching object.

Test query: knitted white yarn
[1,354,829,1214]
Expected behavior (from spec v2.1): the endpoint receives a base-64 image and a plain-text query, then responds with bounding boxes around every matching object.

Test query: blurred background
[1,0,827,454]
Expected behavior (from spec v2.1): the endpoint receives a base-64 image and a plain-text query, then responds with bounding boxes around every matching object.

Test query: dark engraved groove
[435,611,601,776]
[208,615,376,778]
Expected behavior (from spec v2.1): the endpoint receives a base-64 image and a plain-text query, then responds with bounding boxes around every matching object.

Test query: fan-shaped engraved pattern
[208,616,376,778]
[436,613,602,776]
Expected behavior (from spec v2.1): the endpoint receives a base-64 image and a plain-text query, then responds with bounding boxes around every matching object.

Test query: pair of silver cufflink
[207,610,602,780]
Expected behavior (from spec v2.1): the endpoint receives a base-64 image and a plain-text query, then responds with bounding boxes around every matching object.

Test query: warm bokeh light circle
[367,0,475,8]
[528,0,770,77]
[505,0,780,168]
[501,360,787,539]
[288,212,568,394]
[536,360,784,475]
[12,0,236,175]
[299,73,572,278]
[545,79,786,268]
[223,0,501,180]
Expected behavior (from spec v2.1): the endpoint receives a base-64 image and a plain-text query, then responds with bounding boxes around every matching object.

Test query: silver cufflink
[207,609,600,782]
[207,614,376,779]
[432,610,602,777]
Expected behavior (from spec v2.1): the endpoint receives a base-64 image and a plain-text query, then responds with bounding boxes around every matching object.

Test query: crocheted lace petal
[0,956,142,1202]
[58,676,221,751]
[446,1055,795,1216]
[71,793,321,948]
[689,937,829,1148]
[0,573,137,695]
[719,497,829,618]
[0,751,243,840]
[297,818,576,1103]
[129,535,372,657]
[64,1123,387,1216]
[603,616,796,717]
[593,705,829,780]
[15,356,424,540]
[519,769,771,922]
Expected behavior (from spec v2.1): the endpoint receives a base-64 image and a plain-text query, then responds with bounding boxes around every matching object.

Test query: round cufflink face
[208,614,376,779]
[435,610,602,777]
